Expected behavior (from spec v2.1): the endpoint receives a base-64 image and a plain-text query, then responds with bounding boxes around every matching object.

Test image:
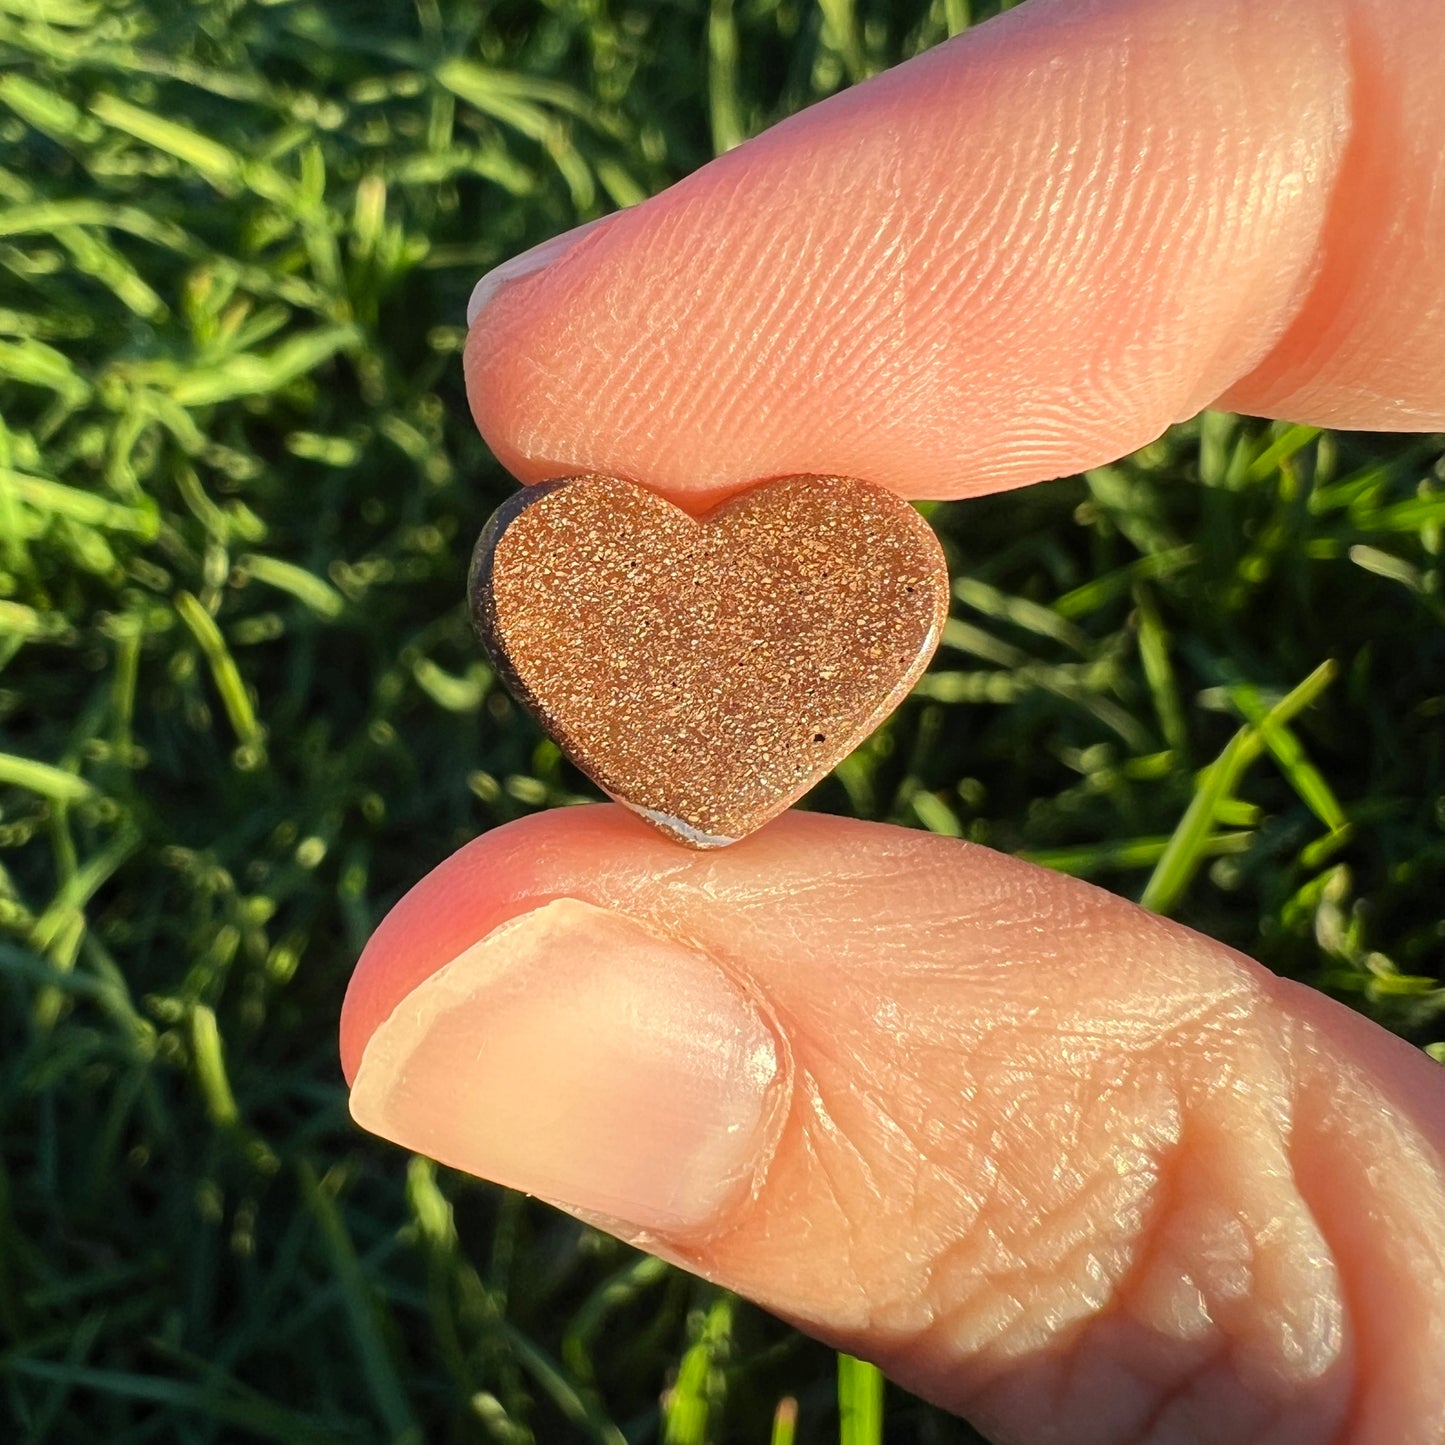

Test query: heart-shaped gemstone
[470,474,948,847]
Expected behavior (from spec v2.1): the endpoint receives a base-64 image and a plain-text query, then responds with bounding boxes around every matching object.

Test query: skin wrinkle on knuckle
[1127,1349,1301,1445]
[1222,0,1445,423]
[794,1081,882,1320]
[789,964,1360,1442]
[1278,1017,1445,1443]
[985,1158,1342,1441]
[788,859,1428,1440]
[936,1089,1168,1348]
[1110,1069,1350,1438]
[804,1030,1123,1332]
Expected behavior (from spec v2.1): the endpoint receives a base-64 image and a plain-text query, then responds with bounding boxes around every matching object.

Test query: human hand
[341,0,1445,1440]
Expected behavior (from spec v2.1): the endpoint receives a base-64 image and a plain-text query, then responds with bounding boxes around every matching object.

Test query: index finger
[464,0,1445,505]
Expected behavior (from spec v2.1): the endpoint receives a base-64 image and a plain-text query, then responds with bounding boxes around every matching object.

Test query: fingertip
[348,896,782,1238]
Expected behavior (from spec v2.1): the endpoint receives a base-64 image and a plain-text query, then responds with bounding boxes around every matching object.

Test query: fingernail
[466,215,615,326]
[348,898,779,1237]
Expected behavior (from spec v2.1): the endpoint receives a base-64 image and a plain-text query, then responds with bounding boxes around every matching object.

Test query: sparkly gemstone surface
[470,474,949,848]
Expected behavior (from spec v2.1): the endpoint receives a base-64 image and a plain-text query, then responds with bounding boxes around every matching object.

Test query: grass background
[2,0,1443,1440]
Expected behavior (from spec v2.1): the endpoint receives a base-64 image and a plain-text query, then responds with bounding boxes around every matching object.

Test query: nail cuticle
[466,212,620,326]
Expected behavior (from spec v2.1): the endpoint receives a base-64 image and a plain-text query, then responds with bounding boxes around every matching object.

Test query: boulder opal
[470,473,949,848]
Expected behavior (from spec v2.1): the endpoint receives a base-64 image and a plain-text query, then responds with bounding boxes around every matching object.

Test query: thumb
[342,807,1445,1445]
[464,0,1445,505]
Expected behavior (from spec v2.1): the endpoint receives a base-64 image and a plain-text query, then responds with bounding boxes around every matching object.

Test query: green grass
[1,0,1443,1441]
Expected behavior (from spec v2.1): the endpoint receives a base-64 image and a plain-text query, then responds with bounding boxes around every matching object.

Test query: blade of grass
[662,1292,733,1445]
[0,753,94,803]
[189,1004,240,1128]
[562,1254,671,1381]
[168,325,358,407]
[1133,585,1187,750]
[297,1161,422,1444]
[1226,682,1348,835]
[836,1354,883,1445]
[0,466,158,536]
[1023,831,1252,878]
[173,590,265,758]
[237,554,346,620]
[1245,424,1321,484]
[2,1357,347,1445]
[953,576,1091,654]
[1140,661,1337,913]
[500,1322,628,1445]
[707,0,746,153]
[770,1396,798,1445]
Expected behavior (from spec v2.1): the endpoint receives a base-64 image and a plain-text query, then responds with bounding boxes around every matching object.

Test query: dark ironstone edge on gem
[468,479,571,711]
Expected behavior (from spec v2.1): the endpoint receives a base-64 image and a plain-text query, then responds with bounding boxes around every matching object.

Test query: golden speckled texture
[470,474,949,847]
